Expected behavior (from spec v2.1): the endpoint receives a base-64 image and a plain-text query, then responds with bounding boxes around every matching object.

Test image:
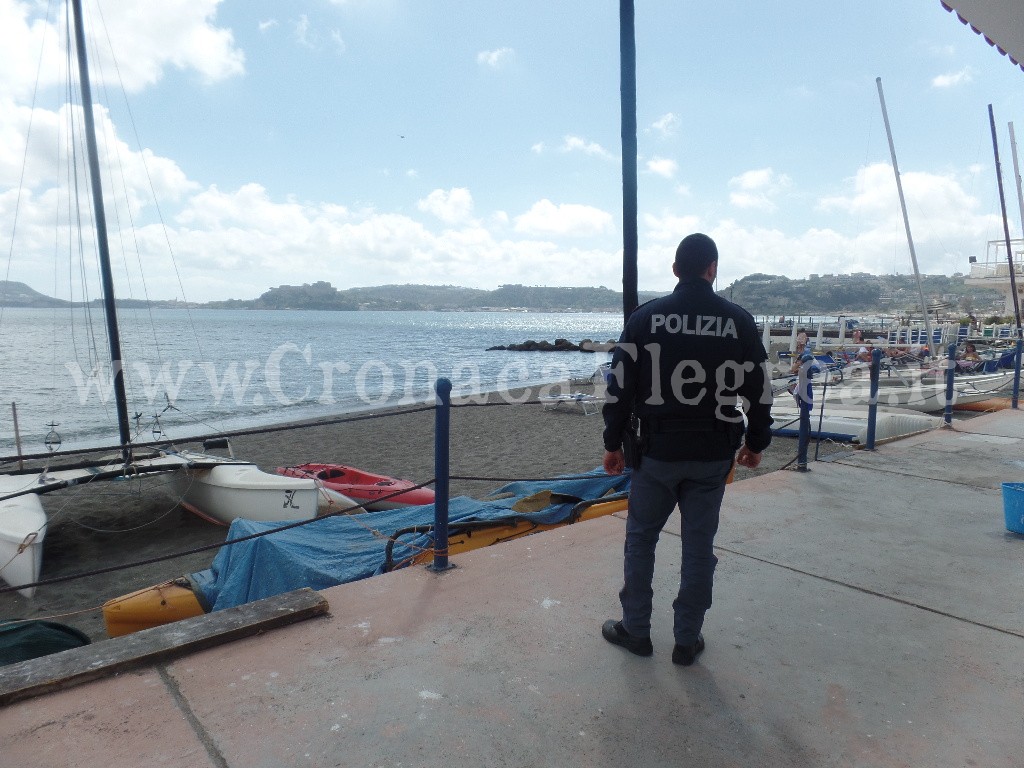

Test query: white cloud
[932,68,973,88]
[513,200,614,237]
[0,0,245,99]
[258,19,278,33]
[645,157,678,179]
[331,30,347,53]
[560,136,615,160]
[294,14,314,48]
[649,113,679,138]
[728,168,792,212]
[416,188,474,225]
[477,47,514,69]
[531,141,546,154]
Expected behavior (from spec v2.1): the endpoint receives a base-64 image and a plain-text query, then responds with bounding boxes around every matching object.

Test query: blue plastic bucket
[1001,483,1024,534]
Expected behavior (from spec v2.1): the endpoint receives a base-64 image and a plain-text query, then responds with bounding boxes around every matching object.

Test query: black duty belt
[642,416,724,434]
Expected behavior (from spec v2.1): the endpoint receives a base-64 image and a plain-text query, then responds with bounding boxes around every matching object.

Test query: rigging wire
[94,0,206,363]
[1,0,60,332]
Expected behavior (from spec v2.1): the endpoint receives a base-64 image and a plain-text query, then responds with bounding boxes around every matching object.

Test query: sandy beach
[1,381,843,642]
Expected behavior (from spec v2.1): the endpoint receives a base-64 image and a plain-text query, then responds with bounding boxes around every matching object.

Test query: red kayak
[275,464,435,510]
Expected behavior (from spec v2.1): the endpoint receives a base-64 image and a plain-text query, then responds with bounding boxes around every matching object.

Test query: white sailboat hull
[777,369,1016,412]
[173,464,357,525]
[0,480,47,598]
[772,404,941,443]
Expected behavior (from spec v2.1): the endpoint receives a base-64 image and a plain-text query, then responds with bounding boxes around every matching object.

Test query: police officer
[601,233,773,665]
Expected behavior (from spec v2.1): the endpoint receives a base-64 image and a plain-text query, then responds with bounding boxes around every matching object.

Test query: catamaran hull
[174,464,354,525]
[778,370,1016,412]
[0,492,46,598]
[771,405,941,443]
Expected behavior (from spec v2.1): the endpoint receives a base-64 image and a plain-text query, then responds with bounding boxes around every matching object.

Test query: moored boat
[276,463,435,510]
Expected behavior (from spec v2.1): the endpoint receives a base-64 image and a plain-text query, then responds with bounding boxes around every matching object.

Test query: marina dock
[2,410,1022,767]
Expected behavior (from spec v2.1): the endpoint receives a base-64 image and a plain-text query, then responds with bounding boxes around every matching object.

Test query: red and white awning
[941,1,1024,72]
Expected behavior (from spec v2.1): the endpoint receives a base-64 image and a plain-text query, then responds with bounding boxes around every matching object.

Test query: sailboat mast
[875,77,935,358]
[69,0,133,462]
[991,109,1023,332]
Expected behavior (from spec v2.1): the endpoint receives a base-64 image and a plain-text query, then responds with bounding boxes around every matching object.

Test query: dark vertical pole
[431,378,452,572]
[944,343,956,426]
[619,0,639,321]
[865,349,882,450]
[70,0,132,464]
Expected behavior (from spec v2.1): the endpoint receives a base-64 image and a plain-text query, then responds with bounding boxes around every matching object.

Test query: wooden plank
[0,587,328,707]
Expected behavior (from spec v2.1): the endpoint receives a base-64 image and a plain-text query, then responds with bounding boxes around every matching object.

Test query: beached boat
[771,403,941,443]
[103,472,630,637]
[175,463,359,525]
[276,464,435,510]
[0,479,47,598]
[774,362,1016,413]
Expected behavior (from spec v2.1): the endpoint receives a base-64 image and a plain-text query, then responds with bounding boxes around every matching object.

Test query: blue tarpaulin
[190,469,629,612]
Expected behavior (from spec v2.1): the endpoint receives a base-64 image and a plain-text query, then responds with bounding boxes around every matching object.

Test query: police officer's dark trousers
[619,456,732,646]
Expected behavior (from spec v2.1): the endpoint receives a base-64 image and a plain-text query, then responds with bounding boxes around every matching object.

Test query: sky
[1,0,1024,303]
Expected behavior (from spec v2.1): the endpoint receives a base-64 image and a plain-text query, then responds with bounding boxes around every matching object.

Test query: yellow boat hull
[103,578,205,638]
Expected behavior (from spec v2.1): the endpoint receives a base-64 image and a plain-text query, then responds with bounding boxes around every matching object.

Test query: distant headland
[0,273,1004,316]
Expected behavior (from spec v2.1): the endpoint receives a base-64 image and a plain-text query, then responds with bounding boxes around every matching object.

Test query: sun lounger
[539,393,604,416]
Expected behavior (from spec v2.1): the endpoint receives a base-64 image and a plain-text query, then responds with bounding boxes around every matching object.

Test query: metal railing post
[944,343,956,426]
[1013,337,1022,410]
[430,377,453,571]
[865,349,881,450]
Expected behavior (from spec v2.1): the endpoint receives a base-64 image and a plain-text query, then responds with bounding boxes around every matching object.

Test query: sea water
[0,308,622,455]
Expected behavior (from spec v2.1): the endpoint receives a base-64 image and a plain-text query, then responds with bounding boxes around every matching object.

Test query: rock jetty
[486,338,616,352]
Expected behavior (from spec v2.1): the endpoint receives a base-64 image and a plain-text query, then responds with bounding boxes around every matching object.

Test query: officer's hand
[603,449,625,475]
[736,445,762,469]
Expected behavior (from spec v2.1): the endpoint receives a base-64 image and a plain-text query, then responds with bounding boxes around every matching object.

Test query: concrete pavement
[2,410,1022,767]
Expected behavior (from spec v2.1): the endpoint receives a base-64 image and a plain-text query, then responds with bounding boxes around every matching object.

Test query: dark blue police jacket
[602,277,774,462]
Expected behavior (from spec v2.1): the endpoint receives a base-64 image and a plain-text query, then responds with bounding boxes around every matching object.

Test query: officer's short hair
[674,233,718,277]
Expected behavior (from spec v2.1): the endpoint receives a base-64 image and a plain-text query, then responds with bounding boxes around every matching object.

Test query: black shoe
[601,619,653,656]
[672,634,705,666]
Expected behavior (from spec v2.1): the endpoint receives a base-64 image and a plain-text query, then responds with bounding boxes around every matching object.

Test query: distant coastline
[0,272,1004,315]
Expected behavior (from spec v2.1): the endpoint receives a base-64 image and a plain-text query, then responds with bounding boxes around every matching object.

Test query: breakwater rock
[486,338,616,352]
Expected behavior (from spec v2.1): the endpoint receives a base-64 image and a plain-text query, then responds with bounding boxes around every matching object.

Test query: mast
[70,0,133,463]
[619,0,639,321]
[997,115,1024,330]
[875,77,935,358]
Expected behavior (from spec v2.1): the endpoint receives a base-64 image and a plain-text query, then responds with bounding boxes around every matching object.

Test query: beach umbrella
[838,318,846,347]
[815,322,824,351]
[762,318,771,352]
[789,321,798,352]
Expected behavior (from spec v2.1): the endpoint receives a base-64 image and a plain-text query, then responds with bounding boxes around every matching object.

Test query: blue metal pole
[1013,337,1022,410]
[944,343,956,426]
[865,348,882,450]
[431,378,452,571]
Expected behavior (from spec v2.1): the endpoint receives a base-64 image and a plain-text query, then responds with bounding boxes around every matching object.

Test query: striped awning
[941,1,1024,72]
